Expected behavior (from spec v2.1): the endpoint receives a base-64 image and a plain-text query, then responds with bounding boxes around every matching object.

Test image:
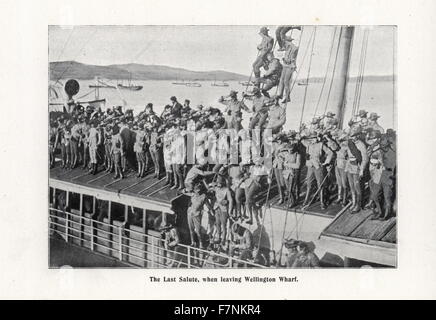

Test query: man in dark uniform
[170,96,183,118]
[256,52,283,98]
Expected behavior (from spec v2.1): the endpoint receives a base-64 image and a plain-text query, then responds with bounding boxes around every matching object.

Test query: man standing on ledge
[252,26,274,84]
[277,32,300,103]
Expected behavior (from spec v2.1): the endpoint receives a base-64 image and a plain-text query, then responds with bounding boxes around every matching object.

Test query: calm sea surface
[50,79,396,131]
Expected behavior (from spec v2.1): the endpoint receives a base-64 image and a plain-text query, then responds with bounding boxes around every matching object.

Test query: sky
[49,25,396,77]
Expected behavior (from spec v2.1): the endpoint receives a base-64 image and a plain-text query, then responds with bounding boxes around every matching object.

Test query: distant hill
[50,61,249,81]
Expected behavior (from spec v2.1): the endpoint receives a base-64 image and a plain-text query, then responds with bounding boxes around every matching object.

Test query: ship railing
[49,208,267,269]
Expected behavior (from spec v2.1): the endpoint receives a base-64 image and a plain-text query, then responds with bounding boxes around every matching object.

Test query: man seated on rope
[275,25,302,51]
[243,86,271,130]
[256,52,283,98]
[218,90,249,131]
[277,33,299,103]
[301,130,334,209]
[345,126,369,213]
[253,26,274,84]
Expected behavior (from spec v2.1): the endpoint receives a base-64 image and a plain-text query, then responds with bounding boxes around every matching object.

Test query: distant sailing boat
[117,73,143,91]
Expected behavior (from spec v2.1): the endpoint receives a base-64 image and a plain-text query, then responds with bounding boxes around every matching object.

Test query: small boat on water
[211,79,229,87]
[184,82,202,87]
[117,83,143,91]
[298,80,308,86]
[117,73,143,91]
[239,80,254,86]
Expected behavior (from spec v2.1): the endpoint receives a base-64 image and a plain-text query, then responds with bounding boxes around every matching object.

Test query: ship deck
[321,208,397,245]
[49,163,180,204]
[49,162,343,218]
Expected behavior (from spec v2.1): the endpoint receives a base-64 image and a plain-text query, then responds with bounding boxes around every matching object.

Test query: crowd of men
[49,25,397,268]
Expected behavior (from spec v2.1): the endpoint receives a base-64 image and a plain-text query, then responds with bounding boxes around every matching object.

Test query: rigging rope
[313,27,337,118]
[288,27,314,96]
[54,30,99,86]
[54,27,75,65]
[76,89,97,100]
[392,27,396,128]
[298,27,317,128]
[352,29,369,116]
[322,27,344,116]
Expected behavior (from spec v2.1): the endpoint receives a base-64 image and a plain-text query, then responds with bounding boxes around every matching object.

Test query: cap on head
[326,111,336,118]
[170,96,177,102]
[229,90,238,97]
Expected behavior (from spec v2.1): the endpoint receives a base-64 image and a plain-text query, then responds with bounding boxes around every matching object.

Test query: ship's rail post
[90,218,94,251]
[187,247,191,268]
[65,210,69,243]
[118,225,123,261]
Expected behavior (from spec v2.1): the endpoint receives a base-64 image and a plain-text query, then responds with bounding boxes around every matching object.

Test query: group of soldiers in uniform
[49,25,397,268]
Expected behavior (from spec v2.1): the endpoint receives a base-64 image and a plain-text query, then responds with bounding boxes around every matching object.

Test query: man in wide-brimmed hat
[277,30,300,103]
[218,90,249,131]
[275,25,302,51]
[160,221,182,268]
[244,86,271,130]
[301,130,334,209]
[368,112,384,133]
[265,95,286,134]
[210,175,233,247]
[252,26,274,82]
[345,126,369,213]
[257,52,283,98]
[88,119,101,175]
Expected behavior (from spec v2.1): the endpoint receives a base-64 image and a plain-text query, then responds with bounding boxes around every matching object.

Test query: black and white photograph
[48,25,397,269]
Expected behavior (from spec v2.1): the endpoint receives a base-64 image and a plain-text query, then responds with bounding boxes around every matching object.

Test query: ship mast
[331,26,354,129]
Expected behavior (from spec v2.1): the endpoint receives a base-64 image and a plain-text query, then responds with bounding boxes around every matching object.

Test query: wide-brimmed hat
[369,112,380,120]
[259,26,269,34]
[358,109,368,117]
[229,90,238,97]
[283,238,300,248]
